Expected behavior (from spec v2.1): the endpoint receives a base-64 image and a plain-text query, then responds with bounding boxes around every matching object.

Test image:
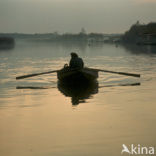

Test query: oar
[90,68,140,78]
[16,70,58,80]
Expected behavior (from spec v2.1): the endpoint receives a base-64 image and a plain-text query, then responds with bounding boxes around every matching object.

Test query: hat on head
[70,52,78,57]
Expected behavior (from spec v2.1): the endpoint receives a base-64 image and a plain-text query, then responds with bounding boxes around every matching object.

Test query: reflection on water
[16,86,56,89]
[15,82,140,106]
[57,81,98,105]
[122,43,156,54]
[99,82,141,88]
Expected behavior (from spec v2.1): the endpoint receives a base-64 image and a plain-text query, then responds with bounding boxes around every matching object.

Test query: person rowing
[69,52,84,69]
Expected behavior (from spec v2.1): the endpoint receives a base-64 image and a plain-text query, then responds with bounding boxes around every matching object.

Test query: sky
[0,0,156,34]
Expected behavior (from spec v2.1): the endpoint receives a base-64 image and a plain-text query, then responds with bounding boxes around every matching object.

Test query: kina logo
[121,144,155,155]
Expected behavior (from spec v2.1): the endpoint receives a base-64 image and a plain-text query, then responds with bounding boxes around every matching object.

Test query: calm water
[0,40,156,156]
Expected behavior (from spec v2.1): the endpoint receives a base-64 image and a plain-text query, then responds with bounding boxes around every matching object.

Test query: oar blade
[90,68,141,78]
[118,72,140,78]
[16,73,39,80]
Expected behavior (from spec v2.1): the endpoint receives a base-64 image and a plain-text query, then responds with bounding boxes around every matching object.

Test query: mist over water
[0,40,156,156]
[0,0,156,33]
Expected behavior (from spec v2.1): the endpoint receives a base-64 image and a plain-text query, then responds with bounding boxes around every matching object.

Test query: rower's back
[69,52,84,69]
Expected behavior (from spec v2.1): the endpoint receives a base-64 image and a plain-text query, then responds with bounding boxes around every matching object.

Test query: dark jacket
[69,57,84,69]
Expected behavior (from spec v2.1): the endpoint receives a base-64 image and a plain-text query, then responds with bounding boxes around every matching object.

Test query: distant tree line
[122,21,156,44]
[0,32,119,43]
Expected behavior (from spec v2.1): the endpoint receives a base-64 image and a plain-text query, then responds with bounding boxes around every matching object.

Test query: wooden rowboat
[57,67,98,84]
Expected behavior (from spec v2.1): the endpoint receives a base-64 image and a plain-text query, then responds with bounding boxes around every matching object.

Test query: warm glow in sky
[0,0,156,33]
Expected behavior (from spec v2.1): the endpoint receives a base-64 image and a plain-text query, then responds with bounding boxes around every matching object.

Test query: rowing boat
[57,67,98,84]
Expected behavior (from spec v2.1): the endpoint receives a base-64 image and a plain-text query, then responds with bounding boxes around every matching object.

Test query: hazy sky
[0,0,156,34]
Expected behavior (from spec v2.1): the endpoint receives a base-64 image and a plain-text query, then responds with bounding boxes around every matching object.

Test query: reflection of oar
[90,68,140,78]
[16,70,58,80]
[16,86,56,89]
[99,82,141,88]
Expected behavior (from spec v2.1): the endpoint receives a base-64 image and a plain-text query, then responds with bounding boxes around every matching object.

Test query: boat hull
[57,67,98,84]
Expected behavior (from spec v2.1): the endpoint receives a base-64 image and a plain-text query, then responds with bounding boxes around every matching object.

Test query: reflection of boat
[57,67,98,84]
[57,81,98,105]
